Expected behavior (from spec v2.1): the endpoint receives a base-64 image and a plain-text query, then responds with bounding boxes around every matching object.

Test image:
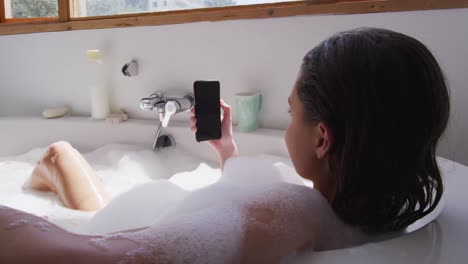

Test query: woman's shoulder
[244,182,358,250]
[237,182,342,261]
[248,182,331,213]
[243,183,328,235]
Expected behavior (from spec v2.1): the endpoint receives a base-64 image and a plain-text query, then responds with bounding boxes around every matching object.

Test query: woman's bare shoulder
[239,183,330,262]
[248,182,331,215]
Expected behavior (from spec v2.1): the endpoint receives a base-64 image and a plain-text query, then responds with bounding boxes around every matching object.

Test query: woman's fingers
[190,106,197,132]
[190,116,197,132]
[219,99,232,124]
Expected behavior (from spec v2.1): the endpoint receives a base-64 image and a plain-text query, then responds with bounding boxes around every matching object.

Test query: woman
[0,28,449,263]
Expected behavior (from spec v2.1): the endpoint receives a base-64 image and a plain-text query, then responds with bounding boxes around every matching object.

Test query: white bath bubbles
[116,203,249,264]
[0,144,219,232]
[0,143,325,263]
[79,180,189,234]
[108,156,345,264]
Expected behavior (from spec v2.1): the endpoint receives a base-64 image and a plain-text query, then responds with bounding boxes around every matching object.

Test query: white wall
[0,8,467,165]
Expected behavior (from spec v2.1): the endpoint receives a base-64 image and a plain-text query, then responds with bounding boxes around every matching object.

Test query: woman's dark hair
[297,28,450,233]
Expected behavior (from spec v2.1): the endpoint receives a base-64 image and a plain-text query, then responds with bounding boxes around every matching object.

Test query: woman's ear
[315,122,333,159]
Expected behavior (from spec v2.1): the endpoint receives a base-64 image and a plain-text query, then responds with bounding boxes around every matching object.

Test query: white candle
[91,84,110,119]
[87,49,110,119]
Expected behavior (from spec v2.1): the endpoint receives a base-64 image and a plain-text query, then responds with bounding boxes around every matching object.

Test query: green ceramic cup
[235,92,262,132]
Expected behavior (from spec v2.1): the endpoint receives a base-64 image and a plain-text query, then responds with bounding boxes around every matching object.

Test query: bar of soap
[42,107,71,119]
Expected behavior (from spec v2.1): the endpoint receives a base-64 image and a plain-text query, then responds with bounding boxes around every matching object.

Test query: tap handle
[162,101,177,127]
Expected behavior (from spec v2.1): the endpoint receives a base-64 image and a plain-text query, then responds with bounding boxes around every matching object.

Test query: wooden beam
[58,0,70,22]
[0,0,467,36]
[0,0,5,23]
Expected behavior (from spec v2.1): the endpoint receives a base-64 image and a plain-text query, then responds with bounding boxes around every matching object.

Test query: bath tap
[140,93,194,125]
[140,92,194,150]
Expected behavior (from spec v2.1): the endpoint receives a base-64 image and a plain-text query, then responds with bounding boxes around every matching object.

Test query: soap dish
[42,106,71,119]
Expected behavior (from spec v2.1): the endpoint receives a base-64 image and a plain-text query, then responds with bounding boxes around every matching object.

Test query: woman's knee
[49,141,73,155]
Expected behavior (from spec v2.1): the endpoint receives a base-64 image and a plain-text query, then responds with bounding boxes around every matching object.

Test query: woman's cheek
[285,124,292,155]
[285,123,299,168]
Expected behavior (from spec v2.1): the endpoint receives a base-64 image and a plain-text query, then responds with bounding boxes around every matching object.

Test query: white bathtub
[0,116,467,264]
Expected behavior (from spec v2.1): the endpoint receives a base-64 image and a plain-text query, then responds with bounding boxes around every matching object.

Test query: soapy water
[0,144,310,234]
[107,160,350,264]
[0,144,225,231]
[118,202,249,264]
[0,144,330,262]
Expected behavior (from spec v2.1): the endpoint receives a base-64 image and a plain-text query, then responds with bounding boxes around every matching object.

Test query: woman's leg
[24,141,110,211]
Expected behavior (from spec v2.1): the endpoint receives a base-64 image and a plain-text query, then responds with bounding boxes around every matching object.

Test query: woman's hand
[190,100,239,169]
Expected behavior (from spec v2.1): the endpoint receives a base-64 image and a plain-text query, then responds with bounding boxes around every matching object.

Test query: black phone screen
[194,81,221,142]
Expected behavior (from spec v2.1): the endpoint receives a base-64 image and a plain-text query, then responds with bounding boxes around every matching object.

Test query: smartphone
[194,81,222,142]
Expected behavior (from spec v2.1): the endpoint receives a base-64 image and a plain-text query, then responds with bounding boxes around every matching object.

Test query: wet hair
[297,28,450,233]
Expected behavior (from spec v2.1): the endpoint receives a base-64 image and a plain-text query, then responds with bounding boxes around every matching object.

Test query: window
[1,0,468,36]
[3,0,58,20]
[70,0,300,18]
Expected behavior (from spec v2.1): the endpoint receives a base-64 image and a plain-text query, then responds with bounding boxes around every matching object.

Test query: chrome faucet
[140,92,194,125]
[140,92,194,150]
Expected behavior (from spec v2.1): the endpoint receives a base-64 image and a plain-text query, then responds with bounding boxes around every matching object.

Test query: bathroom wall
[0,8,467,165]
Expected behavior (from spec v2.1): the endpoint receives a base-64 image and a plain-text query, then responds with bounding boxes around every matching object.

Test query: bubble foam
[1,144,358,263]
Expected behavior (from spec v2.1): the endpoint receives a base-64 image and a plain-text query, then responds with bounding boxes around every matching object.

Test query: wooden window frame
[0,0,5,24]
[0,0,467,36]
